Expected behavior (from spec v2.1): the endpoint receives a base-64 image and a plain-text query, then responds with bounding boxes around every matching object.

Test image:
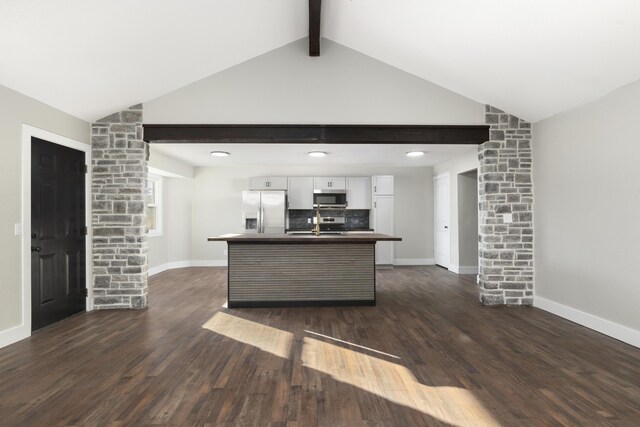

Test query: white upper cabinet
[372,175,394,195]
[249,177,288,191]
[346,177,371,210]
[313,177,346,191]
[287,177,314,209]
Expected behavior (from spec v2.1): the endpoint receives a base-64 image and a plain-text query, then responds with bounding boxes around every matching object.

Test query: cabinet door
[249,177,288,190]
[313,177,330,190]
[373,195,394,264]
[267,177,288,190]
[373,175,394,195]
[249,177,269,190]
[346,177,371,209]
[288,177,314,209]
[314,177,346,190]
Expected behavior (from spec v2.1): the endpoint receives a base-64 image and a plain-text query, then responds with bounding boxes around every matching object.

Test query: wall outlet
[14,223,22,236]
[223,249,228,256]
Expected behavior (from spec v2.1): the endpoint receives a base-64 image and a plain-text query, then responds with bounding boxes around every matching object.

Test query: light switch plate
[14,223,22,236]
[503,213,513,224]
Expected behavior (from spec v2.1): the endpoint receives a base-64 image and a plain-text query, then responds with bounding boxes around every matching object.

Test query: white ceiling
[2,1,640,122]
[152,143,477,167]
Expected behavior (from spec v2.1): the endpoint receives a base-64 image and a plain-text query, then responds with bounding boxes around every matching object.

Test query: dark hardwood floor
[0,266,638,426]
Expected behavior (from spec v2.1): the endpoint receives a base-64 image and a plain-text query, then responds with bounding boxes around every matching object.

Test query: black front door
[31,137,86,331]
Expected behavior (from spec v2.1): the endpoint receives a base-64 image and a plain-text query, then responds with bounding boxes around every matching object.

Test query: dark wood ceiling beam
[143,124,489,145]
[309,0,322,56]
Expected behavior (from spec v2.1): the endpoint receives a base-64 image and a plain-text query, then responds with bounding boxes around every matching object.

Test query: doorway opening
[456,169,479,274]
[21,125,91,337]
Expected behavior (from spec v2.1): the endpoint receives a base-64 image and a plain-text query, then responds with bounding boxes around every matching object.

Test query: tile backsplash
[288,209,370,230]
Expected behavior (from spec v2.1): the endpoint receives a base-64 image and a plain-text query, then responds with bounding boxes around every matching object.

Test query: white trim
[190,260,228,267]
[0,324,30,349]
[147,173,163,237]
[535,296,640,348]
[394,258,435,266]
[10,125,92,350]
[148,259,228,276]
[448,264,479,274]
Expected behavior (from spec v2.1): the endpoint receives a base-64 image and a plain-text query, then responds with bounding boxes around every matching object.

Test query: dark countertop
[208,233,401,243]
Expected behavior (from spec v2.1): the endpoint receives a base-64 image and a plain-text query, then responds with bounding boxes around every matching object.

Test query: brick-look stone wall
[91,105,148,309]
[477,106,533,306]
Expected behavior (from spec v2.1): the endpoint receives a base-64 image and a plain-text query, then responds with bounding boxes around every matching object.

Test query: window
[146,173,163,237]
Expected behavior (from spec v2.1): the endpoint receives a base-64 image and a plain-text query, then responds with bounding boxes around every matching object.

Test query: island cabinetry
[208,233,401,308]
[228,243,374,306]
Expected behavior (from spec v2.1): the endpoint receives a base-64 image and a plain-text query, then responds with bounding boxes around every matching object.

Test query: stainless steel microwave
[313,190,347,208]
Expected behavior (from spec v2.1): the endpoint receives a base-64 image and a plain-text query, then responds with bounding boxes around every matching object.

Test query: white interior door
[434,174,450,268]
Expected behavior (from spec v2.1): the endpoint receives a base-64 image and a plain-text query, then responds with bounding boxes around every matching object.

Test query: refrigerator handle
[259,206,263,233]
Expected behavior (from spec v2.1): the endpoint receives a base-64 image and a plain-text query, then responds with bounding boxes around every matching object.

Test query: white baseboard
[394,258,435,266]
[448,265,479,274]
[190,260,228,267]
[149,259,228,276]
[0,324,29,350]
[535,296,640,348]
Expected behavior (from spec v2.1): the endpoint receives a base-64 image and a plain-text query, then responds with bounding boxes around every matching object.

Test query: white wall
[0,84,89,336]
[534,78,640,343]
[191,165,433,264]
[433,149,480,272]
[145,38,484,125]
[148,177,193,271]
[148,147,194,272]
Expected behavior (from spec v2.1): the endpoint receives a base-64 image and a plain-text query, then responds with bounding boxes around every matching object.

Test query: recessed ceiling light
[210,151,230,157]
[308,151,327,157]
[406,151,425,157]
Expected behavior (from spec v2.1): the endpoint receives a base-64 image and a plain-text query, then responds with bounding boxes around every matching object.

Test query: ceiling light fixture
[210,151,230,157]
[308,151,327,157]
[406,151,425,157]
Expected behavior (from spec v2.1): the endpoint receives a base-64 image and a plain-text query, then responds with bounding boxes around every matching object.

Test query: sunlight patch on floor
[304,329,401,359]
[301,336,499,426]
[202,312,293,359]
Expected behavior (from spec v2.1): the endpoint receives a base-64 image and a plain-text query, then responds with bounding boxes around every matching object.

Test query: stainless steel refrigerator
[241,191,286,234]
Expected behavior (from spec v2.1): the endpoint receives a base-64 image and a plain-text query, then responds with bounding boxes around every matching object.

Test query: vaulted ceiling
[1,0,639,123]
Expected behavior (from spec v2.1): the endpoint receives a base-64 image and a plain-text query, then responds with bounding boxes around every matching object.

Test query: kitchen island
[208,233,401,308]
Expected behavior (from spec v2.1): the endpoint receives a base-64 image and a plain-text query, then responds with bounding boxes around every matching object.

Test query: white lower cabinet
[373,195,394,265]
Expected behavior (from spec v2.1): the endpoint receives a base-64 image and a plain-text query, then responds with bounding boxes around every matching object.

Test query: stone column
[477,106,533,306]
[91,105,148,309]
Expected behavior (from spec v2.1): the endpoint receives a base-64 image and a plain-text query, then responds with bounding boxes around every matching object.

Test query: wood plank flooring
[0,266,638,426]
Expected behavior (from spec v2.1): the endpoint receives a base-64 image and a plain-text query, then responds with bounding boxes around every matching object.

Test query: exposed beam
[309,0,322,56]
[143,124,489,145]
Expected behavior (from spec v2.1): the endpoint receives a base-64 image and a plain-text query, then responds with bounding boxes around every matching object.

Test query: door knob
[31,246,42,252]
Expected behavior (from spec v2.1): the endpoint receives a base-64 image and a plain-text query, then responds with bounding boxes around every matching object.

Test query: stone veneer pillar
[477,106,533,306]
[91,105,148,309]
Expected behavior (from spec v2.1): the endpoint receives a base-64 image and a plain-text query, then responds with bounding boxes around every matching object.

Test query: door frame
[21,124,92,337]
[433,172,451,269]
